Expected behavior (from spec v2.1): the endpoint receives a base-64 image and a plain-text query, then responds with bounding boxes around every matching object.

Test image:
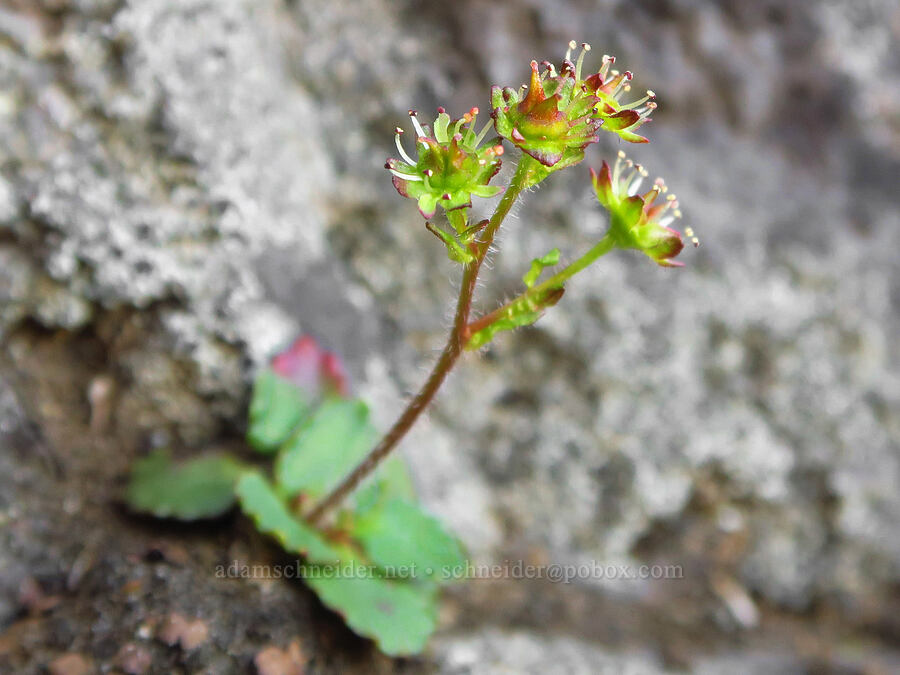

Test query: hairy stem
[465,233,616,341]
[304,158,533,525]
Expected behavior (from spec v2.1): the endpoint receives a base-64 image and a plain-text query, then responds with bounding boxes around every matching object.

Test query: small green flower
[386,108,504,220]
[584,53,657,144]
[491,46,602,169]
[591,151,688,267]
[490,41,659,174]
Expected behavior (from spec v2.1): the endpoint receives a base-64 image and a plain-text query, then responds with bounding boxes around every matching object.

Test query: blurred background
[1,0,898,672]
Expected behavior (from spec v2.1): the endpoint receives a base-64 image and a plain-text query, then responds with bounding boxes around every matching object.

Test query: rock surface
[1,0,898,671]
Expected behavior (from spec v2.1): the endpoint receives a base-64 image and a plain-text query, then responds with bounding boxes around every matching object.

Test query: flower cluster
[591,151,687,267]
[386,108,504,220]
[585,60,656,143]
[491,53,602,169]
[491,42,657,173]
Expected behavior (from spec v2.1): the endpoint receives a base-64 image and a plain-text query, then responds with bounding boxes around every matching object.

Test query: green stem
[304,157,534,526]
[465,233,616,341]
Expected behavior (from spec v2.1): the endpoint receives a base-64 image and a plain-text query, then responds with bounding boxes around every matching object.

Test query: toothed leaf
[126,450,244,520]
[351,497,467,582]
[247,370,311,453]
[275,398,376,500]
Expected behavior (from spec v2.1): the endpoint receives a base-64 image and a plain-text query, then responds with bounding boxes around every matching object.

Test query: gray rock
[1,0,898,669]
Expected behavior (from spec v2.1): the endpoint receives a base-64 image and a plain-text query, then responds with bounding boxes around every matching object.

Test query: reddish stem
[304,159,531,525]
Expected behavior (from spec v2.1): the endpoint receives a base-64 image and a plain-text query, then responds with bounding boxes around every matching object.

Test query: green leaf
[235,472,343,564]
[351,497,467,582]
[306,571,438,656]
[426,222,475,264]
[247,370,310,453]
[466,311,542,350]
[275,398,376,500]
[126,450,243,520]
[237,472,439,656]
[522,247,560,288]
[353,455,416,515]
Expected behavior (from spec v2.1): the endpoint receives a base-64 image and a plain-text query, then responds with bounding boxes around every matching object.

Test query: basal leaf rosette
[386,108,504,220]
[591,151,688,267]
[491,46,603,170]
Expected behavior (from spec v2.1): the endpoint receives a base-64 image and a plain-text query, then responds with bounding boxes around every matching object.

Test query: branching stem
[465,233,616,338]
[304,157,534,525]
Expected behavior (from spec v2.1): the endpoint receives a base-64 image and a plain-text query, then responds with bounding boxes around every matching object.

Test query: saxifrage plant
[126,42,696,655]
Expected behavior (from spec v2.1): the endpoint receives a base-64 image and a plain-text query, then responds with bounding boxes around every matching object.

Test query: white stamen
[474,119,493,146]
[409,110,427,137]
[389,169,422,181]
[575,43,590,81]
[612,153,625,188]
[627,175,645,196]
[395,131,416,165]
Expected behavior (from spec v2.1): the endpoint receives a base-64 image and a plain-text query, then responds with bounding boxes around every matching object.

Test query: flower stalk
[305,45,692,525]
[304,158,534,525]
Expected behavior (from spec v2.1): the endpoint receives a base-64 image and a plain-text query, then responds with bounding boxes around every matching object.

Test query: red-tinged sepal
[632,224,685,267]
[491,55,602,175]
[584,53,657,143]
